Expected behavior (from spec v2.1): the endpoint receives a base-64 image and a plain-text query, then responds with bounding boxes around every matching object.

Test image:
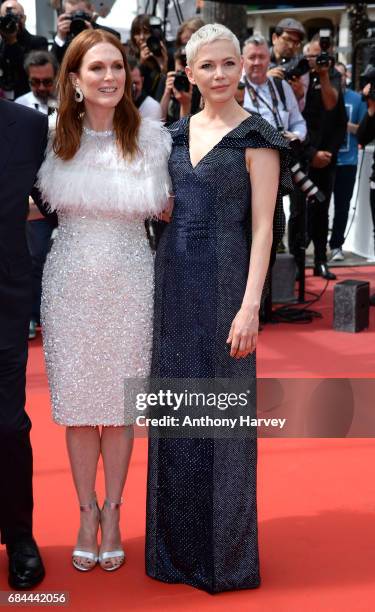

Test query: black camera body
[360,65,375,101]
[316,29,333,67]
[146,16,164,57]
[281,55,310,80]
[67,10,92,37]
[0,8,20,36]
[173,70,189,93]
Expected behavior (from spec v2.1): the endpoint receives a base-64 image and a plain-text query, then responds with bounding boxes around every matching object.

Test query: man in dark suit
[0,98,48,589]
[0,0,48,100]
[51,0,120,65]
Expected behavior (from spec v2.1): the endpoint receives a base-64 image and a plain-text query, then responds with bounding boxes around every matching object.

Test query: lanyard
[245,78,284,132]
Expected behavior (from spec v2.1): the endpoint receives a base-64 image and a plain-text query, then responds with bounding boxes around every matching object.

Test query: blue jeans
[330,165,358,250]
[26,219,53,324]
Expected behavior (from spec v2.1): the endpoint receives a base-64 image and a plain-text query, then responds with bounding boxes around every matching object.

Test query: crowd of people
[0,0,374,595]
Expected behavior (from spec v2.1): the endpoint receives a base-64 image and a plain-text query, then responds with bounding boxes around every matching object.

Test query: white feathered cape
[37,117,172,218]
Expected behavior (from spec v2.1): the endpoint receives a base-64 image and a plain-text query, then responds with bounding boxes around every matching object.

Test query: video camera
[146,16,164,58]
[280,55,310,81]
[0,7,20,36]
[316,29,333,67]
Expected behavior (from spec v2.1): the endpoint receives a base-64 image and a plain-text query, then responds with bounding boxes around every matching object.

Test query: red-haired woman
[37,29,171,573]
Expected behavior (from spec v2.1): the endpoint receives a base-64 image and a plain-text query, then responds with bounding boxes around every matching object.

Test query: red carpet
[1,266,374,611]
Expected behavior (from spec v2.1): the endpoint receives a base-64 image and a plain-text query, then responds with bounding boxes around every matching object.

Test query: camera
[146,16,164,57]
[316,29,333,68]
[0,8,20,36]
[67,10,92,37]
[289,139,325,203]
[280,55,310,81]
[360,65,375,101]
[173,70,190,93]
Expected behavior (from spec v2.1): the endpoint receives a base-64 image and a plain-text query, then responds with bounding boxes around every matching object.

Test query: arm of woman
[227,147,280,358]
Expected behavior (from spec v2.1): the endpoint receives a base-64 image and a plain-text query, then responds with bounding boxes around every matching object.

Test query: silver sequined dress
[37,119,171,426]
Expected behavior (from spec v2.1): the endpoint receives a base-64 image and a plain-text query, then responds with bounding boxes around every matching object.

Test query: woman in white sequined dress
[37,30,171,572]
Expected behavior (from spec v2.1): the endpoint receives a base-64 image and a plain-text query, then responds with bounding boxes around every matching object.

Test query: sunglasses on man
[29,78,54,87]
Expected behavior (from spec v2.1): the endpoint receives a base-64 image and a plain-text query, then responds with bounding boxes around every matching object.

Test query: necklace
[82,126,114,137]
[82,125,114,154]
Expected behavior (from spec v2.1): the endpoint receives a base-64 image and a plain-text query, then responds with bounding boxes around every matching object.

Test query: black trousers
[330,165,358,250]
[0,266,33,545]
[289,164,336,264]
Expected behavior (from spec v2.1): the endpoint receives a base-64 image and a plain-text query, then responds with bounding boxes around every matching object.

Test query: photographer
[160,46,201,124]
[129,13,172,102]
[267,18,307,108]
[0,0,47,100]
[51,0,120,65]
[288,33,347,280]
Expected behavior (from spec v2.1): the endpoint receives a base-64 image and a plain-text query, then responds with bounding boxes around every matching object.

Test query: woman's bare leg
[99,425,134,568]
[66,426,101,569]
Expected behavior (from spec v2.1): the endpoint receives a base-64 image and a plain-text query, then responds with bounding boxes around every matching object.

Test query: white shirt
[15,91,57,128]
[243,76,307,141]
[139,96,162,121]
[15,90,53,114]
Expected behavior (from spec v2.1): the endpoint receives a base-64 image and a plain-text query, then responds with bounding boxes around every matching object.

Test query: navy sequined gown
[146,114,290,593]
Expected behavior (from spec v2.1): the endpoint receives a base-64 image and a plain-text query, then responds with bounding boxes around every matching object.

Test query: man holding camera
[51,0,119,65]
[267,18,307,109]
[289,33,347,280]
[0,0,47,100]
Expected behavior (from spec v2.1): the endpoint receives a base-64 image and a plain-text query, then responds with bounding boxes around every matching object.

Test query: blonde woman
[146,24,291,593]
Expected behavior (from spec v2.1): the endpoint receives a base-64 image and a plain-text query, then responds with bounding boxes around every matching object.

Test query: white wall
[96,0,138,42]
[21,0,36,34]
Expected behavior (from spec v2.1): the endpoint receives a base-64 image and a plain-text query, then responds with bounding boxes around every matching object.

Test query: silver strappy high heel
[72,497,100,572]
[98,499,125,572]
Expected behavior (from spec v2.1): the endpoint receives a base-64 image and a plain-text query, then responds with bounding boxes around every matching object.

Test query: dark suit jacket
[51,22,121,65]
[0,28,48,98]
[0,99,48,297]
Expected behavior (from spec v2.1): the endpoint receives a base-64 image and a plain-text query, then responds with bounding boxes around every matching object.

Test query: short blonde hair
[186,23,241,65]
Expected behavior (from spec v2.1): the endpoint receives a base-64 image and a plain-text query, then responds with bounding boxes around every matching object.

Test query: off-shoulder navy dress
[146,114,291,593]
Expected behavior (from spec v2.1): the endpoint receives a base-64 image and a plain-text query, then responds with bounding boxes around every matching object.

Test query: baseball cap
[276,18,305,39]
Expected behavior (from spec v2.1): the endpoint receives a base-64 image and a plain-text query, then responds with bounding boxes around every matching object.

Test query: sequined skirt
[41,214,154,426]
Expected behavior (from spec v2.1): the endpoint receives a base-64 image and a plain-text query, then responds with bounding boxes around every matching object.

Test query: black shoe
[313,263,337,280]
[370,294,375,307]
[7,539,45,590]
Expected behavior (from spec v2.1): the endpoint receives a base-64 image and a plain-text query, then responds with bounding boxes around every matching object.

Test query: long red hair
[54,29,140,160]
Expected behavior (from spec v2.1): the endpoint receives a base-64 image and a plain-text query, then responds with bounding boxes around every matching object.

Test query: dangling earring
[74,85,83,103]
